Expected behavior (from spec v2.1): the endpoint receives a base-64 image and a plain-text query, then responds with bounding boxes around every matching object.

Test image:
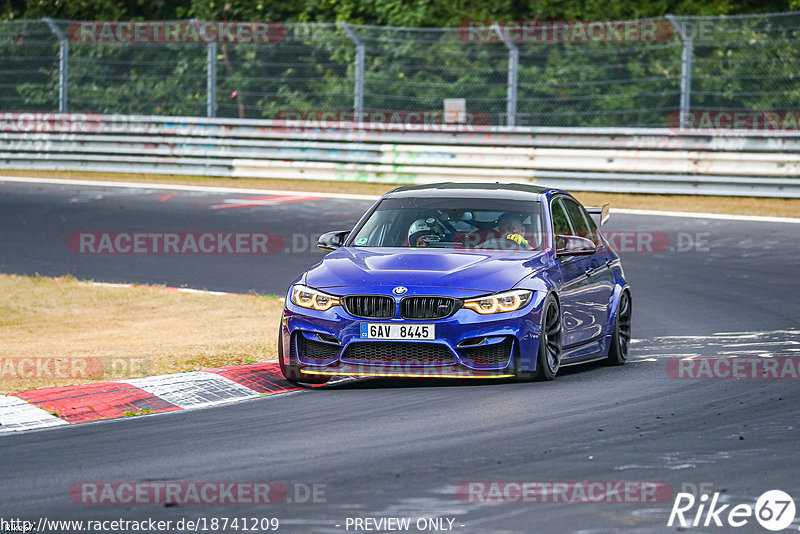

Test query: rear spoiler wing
[586,204,610,226]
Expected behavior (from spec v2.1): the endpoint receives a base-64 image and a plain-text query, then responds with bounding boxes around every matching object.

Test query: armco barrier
[1,114,800,197]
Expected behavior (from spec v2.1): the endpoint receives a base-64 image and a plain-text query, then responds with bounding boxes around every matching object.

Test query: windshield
[350,196,545,251]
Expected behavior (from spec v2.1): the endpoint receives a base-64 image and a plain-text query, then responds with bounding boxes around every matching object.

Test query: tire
[515,294,562,381]
[606,290,631,366]
[278,324,331,385]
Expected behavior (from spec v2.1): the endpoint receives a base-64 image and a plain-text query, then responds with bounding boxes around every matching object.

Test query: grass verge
[1,169,799,218]
[0,274,282,394]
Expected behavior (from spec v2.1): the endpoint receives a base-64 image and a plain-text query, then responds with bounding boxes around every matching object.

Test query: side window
[551,199,572,237]
[583,208,600,246]
[561,197,597,245]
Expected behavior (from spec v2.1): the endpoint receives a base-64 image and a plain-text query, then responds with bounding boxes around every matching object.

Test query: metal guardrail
[1,114,799,197]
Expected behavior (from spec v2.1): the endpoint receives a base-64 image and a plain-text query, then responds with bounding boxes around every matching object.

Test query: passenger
[480,212,534,250]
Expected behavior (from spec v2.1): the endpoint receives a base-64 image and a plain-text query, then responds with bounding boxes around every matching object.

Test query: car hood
[304,247,548,292]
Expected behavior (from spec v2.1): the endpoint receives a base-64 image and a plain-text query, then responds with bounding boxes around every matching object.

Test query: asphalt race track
[1,179,799,533]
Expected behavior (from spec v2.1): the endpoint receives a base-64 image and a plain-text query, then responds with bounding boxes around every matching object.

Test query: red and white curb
[0,361,302,434]
[0,282,290,433]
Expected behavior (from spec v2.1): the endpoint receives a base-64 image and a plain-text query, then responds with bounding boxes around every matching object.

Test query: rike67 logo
[668,490,796,531]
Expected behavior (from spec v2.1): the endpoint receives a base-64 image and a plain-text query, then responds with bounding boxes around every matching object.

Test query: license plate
[360,323,435,340]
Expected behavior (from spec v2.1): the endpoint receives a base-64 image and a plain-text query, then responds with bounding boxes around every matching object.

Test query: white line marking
[174,287,233,296]
[0,175,380,200]
[611,207,800,224]
[87,281,237,296]
[1,175,798,223]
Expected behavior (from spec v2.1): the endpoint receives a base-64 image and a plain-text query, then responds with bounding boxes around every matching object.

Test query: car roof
[386,182,555,200]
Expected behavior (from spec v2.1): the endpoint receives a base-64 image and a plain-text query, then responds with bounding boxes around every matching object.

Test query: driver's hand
[506,233,531,248]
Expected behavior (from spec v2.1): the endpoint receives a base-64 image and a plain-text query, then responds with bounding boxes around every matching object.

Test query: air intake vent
[342,342,456,366]
[457,338,513,369]
[342,295,395,319]
[295,335,341,364]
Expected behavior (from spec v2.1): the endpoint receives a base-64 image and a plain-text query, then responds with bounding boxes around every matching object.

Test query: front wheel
[515,294,562,381]
[606,291,631,366]
[278,326,331,385]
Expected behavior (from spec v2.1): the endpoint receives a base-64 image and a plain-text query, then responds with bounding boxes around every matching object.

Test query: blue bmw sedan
[279,183,631,384]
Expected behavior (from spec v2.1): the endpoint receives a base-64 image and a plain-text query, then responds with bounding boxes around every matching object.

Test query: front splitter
[300,363,514,379]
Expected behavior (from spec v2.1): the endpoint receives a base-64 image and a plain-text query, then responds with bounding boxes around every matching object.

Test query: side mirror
[317,231,350,251]
[556,235,597,257]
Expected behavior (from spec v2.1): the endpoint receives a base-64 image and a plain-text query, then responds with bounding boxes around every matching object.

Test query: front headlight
[291,284,341,311]
[463,289,532,314]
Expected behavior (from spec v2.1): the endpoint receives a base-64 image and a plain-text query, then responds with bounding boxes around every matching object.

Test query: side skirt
[560,353,606,367]
[560,335,605,366]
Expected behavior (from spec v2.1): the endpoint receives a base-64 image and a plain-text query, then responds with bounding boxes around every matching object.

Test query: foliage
[1,1,799,126]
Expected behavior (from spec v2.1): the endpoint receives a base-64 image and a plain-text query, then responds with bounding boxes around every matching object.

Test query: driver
[408,218,441,247]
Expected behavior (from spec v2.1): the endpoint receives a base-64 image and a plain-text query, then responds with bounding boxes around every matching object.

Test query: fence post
[666,15,693,130]
[492,24,518,127]
[42,18,68,112]
[207,42,217,118]
[338,22,364,116]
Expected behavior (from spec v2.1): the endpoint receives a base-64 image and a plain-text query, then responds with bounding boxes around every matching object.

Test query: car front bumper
[281,287,547,378]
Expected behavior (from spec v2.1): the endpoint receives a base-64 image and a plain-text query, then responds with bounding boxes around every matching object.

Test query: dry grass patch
[0,169,396,196]
[571,191,800,219]
[0,274,283,393]
[2,170,799,218]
